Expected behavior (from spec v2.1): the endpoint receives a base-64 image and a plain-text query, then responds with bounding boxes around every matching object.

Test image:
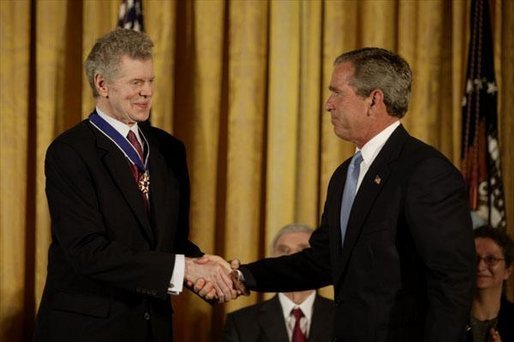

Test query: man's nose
[325,96,334,112]
[140,82,153,97]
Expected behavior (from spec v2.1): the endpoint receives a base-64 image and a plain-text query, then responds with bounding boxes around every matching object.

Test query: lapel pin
[374,175,381,185]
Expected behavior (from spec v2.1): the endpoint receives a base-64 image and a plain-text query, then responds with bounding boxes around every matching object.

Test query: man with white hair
[223,224,334,342]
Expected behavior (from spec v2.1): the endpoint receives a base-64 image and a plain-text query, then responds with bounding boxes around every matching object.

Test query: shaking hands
[184,255,249,303]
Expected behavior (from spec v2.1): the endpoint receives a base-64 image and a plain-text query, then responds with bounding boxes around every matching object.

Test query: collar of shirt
[278,291,316,338]
[96,107,141,145]
[355,120,400,189]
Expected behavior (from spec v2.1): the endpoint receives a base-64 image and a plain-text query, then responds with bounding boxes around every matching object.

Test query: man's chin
[133,112,151,122]
[333,128,349,141]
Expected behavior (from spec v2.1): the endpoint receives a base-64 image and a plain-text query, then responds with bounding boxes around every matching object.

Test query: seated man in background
[223,224,334,342]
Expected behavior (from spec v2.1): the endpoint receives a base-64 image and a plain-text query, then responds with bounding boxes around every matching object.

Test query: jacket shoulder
[226,299,270,320]
[46,120,97,155]
[147,125,182,144]
[52,120,93,143]
[315,294,334,306]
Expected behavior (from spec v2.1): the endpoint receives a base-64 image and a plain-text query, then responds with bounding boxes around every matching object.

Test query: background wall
[1,0,513,341]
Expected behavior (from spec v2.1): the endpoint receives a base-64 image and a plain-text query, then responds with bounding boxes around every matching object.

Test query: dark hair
[334,47,412,118]
[474,225,514,267]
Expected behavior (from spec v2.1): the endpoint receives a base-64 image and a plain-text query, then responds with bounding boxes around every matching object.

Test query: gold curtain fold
[0,1,31,340]
[498,0,514,299]
[296,0,322,229]
[265,0,302,252]
[81,1,119,117]
[1,0,513,341]
[222,0,270,316]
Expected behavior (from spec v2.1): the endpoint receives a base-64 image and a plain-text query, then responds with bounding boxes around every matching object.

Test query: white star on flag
[466,79,473,93]
[486,82,497,94]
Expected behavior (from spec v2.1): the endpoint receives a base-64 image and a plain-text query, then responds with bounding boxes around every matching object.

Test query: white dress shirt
[355,120,400,191]
[278,291,316,340]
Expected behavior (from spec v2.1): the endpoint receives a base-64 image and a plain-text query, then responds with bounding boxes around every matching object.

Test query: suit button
[144,312,150,320]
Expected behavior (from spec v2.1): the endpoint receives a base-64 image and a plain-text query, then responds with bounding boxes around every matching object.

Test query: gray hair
[334,47,412,118]
[84,28,154,97]
[271,223,314,253]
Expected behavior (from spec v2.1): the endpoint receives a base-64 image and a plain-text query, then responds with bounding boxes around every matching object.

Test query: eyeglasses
[476,255,505,266]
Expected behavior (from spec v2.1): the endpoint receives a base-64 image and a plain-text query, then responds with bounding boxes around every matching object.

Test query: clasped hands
[185,255,249,303]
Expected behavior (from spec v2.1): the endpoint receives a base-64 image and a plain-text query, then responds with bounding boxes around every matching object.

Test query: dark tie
[291,308,306,342]
[340,151,363,247]
[127,130,148,210]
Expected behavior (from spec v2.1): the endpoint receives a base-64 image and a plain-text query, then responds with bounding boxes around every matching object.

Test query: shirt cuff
[168,254,184,295]
[236,269,245,282]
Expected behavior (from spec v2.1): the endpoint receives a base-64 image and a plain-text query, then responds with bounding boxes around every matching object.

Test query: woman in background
[467,225,514,342]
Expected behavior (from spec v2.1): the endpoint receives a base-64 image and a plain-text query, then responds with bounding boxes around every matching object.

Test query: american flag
[461,0,506,229]
[118,0,145,32]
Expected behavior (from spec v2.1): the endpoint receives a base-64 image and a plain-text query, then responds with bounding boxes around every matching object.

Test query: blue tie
[340,151,363,246]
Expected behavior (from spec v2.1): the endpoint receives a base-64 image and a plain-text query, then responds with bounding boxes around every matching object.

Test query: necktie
[127,130,144,161]
[340,151,363,246]
[291,308,306,342]
[127,130,148,210]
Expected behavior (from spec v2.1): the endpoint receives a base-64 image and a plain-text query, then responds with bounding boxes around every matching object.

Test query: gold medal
[138,170,150,194]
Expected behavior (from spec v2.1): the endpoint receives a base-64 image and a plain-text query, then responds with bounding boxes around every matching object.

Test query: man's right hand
[185,255,237,303]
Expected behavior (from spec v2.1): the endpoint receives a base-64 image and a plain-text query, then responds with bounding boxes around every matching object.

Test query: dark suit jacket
[34,117,202,341]
[241,125,475,341]
[497,296,514,342]
[223,294,334,342]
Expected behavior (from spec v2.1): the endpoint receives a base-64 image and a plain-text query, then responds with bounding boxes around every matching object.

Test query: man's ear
[369,89,384,108]
[367,89,384,116]
[95,73,109,97]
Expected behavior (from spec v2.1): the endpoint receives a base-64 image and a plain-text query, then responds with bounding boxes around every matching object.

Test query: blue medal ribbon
[89,112,149,172]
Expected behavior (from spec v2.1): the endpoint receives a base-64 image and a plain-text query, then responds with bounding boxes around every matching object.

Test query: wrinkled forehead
[274,231,311,249]
[330,62,355,85]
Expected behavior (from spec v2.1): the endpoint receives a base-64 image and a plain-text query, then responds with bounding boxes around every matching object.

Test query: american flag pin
[374,175,381,185]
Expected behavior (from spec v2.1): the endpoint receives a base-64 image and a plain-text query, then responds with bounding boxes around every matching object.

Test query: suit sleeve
[405,157,475,340]
[45,140,176,299]
[222,314,242,342]
[240,215,332,292]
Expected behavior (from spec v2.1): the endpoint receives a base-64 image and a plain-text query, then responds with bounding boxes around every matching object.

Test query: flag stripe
[461,0,507,229]
[117,0,144,32]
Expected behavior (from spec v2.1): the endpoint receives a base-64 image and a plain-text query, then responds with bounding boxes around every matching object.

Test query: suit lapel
[328,162,350,255]
[144,127,178,249]
[335,125,408,284]
[90,121,155,244]
[258,296,289,342]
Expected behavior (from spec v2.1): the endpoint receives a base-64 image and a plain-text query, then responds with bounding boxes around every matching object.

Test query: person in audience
[223,224,334,342]
[465,225,514,342]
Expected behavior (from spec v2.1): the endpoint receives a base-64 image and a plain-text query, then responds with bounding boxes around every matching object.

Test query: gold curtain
[1,0,513,341]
